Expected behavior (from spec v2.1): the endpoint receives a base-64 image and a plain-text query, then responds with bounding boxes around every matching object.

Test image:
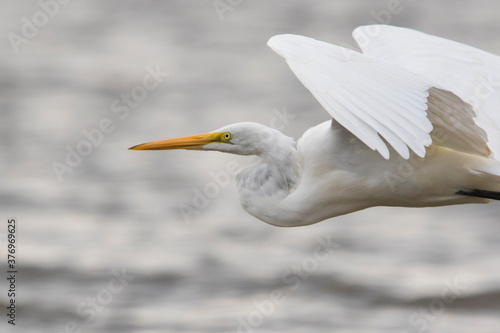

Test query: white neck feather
[235,134,305,226]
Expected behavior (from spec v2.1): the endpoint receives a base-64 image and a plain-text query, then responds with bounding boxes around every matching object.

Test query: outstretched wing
[353,24,500,159]
[268,33,492,160]
[268,34,432,159]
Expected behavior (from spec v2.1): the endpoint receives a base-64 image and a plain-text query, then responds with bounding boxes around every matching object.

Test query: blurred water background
[1,1,500,332]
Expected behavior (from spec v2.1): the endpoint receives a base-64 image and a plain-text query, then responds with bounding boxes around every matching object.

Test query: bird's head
[129,122,293,156]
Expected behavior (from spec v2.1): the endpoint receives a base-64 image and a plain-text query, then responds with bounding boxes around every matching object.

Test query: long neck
[235,142,304,226]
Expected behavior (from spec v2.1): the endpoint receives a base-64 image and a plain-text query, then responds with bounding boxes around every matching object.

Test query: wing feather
[289,61,390,156]
[268,34,433,159]
[427,88,490,156]
[353,24,500,159]
[339,84,428,157]
[332,86,410,158]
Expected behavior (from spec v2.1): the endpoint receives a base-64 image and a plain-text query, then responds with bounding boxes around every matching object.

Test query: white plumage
[353,25,500,157]
[131,25,500,227]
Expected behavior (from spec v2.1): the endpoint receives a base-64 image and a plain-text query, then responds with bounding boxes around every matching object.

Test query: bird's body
[229,120,500,226]
[131,25,500,227]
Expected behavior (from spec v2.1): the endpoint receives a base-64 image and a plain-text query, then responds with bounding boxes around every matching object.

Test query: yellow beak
[129,132,223,151]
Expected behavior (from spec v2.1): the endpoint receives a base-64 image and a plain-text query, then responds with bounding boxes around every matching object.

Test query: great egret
[130,25,500,227]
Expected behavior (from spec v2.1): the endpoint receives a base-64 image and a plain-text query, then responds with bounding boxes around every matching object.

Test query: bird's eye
[222,132,232,141]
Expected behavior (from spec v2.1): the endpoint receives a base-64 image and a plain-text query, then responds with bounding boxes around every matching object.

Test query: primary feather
[353,24,500,159]
[268,30,498,161]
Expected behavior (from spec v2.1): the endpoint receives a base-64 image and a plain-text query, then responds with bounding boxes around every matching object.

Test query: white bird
[130,25,500,227]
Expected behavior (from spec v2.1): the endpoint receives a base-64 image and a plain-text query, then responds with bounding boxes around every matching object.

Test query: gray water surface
[1,1,500,332]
